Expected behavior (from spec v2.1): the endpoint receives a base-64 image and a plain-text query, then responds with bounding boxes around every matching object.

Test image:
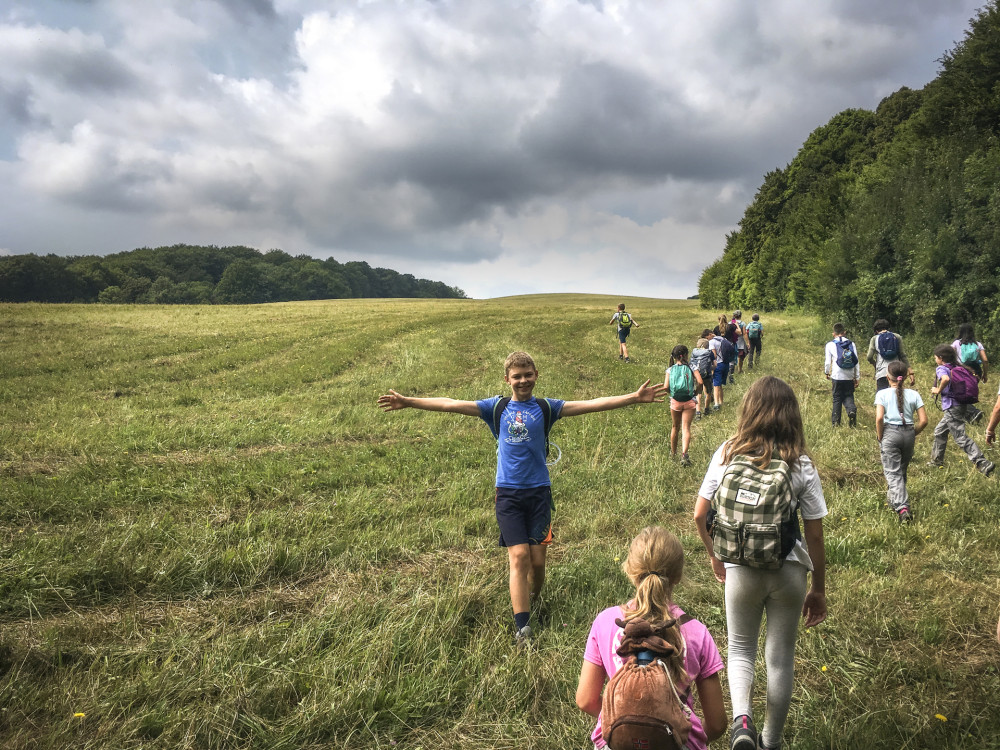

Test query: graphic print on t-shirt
[506,409,531,443]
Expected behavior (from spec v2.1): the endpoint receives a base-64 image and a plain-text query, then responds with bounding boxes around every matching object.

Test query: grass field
[1,295,998,749]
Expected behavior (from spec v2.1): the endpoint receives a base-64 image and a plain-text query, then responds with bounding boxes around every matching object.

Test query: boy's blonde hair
[621,526,688,684]
[696,338,709,349]
[504,351,537,375]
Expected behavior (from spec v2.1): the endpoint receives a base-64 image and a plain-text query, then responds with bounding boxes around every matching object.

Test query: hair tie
[897,376,904,382]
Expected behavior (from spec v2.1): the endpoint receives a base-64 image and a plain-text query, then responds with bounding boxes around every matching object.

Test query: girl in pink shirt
[575,526,726,749]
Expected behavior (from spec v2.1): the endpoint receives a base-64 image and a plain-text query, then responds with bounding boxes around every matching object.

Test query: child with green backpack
[665,344,700,466]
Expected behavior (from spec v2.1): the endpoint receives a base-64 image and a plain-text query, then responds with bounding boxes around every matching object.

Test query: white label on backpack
[735,488,761,506]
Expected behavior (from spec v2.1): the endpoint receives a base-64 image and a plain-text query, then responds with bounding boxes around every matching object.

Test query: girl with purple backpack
[928,344,994,476]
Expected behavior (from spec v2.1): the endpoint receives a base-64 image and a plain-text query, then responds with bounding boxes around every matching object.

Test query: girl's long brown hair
[888,360,909,424]
[722,376,808,468]
[621,526,688,684]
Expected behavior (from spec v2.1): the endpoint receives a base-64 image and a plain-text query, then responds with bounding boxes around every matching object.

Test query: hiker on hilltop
[745,313,763,370]
[928,344,994,477]
[867,319,913,392]
[951,323,988,424]
[824,323,860,428]
[694,377,827,750]
[575,526,726,750]
[378,351,667,645]
[610,304,639,362]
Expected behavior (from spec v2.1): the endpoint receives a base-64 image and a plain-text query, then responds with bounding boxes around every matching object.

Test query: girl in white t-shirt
[693,376,827,750]
[875,360,928,523]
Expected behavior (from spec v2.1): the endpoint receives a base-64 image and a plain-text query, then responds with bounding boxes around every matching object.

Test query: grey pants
[725,563,808,750]
[880,424,915,511]
[747,338,762,368]
[931,404,988,468]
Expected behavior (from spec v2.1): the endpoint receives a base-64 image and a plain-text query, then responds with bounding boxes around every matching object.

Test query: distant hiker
[867,320,913,391]
[745,313,763,370]
[875,360,928,523]
[694,376,827,750]
[691,336,715,419]
[575,526,726,750]
[665,344,700,466]
[824,323,860,428]
[610,304,639,362]
[928,344,994,476]
[707,328,734,411]
[952,323,988,424]
[731,310,749,374]
[378,351,667,644]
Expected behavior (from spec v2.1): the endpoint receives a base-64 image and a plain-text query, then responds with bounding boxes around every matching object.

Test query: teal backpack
[746,321,762,339]
[668,364,696,400]
[959,342,981,366]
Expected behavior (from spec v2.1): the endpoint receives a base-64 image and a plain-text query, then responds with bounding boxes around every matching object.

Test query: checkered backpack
[711,453,801,569]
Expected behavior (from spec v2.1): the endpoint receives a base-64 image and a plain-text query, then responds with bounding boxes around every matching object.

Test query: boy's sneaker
[713,404,721,412]
[619,354,624,360]
[848,412,857,428]
[898,507,913,524]
[758,732,779,750]
[980,461,995,477]
[730,715,757,750]
[680,453,691,467]
[515,625,532,646]
[926,461,943,468]
[695,410,702,420]
[624,357,631,363]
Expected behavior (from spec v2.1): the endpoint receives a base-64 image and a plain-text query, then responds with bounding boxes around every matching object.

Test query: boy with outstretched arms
[867,319,914,391]
[610,303,639,362]
[378,351,667,643]
[825,323,860,427]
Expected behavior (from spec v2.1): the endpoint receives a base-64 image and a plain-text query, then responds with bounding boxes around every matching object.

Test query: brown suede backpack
[601,616,692,750]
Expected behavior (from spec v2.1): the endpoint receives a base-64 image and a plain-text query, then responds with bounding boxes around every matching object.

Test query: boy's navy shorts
[495,486,553,547]
[618,328,630,343]
[712,361,730,387]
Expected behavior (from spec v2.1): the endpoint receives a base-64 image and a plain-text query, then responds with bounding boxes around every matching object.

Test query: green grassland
[1,296,998,749]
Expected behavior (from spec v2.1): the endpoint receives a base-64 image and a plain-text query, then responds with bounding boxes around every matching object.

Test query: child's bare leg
[529,545,546,601]
[682,407,694,453]
[714,384,723,406]
[670,408,681,454]
[507,544,533,615]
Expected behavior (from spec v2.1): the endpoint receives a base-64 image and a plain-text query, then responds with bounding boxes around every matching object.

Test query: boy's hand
[377,390,408,411]
[635,379,668,403]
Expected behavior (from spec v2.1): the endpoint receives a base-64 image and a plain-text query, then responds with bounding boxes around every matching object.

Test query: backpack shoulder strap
[492,396,511,438]
[536,397,552,436]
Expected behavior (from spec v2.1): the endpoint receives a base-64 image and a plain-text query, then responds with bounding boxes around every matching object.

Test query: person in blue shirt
[378,351,667,643]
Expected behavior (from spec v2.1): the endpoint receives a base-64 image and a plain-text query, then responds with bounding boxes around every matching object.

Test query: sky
[0,0,987,299]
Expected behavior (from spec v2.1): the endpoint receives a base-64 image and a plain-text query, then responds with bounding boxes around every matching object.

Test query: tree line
[0,245,466,303]
[699,1,1000,347]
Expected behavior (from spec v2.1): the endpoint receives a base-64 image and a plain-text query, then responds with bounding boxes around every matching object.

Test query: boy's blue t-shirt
[477,396,565,489]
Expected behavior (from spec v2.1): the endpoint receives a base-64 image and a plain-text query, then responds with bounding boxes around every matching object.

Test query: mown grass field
[1,295,998,749]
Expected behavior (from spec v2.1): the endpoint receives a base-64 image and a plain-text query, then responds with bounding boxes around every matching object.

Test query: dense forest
[699,1,1000,343]
[0,245,466,303]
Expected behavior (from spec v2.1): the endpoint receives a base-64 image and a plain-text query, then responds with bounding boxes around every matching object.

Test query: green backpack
[711,454,800,569]
[959,342,981,366]
[668,364,695,400]
[619,311,633,328]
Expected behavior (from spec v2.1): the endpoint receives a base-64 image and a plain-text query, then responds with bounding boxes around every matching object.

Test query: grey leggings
[930,404,987,468]
[880,424,915,511]
[725,563,808,749]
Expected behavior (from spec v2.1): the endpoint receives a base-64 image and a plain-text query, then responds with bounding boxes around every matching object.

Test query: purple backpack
[947,364,979,404]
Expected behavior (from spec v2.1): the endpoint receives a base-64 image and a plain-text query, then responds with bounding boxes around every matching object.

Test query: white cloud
[0,0,986,297]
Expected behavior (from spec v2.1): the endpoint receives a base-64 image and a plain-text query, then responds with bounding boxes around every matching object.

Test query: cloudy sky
[0,0,986,299]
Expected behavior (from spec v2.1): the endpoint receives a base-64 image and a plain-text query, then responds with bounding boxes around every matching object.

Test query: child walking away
[691,337,715,419]
[745,314,763,370]
[575,526,726,750]
[824,323,860,427]
[665,344,700,466]
[928,344,994,476]
[708,330,735,411]
[952,324,988,424]
[732,310,749,374]
[693,377,827,750]
[875,361,928,523]
[867,319,913,391]
[610,304,639,362]
[379,352,668,645]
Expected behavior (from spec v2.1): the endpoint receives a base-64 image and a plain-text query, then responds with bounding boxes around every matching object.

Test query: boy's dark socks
[514,611,530,631]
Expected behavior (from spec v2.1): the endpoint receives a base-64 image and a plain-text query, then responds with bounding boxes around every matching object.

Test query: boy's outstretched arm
[377,390,480,416]
[560,379,667,417]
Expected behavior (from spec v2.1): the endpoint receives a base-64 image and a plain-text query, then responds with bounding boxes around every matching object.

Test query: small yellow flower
[821,665,828,672]
[943,504,949,508]
[840,517,847,521]
[935,714,948,722]
[73,712,86,719]
[614,557,621,563]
